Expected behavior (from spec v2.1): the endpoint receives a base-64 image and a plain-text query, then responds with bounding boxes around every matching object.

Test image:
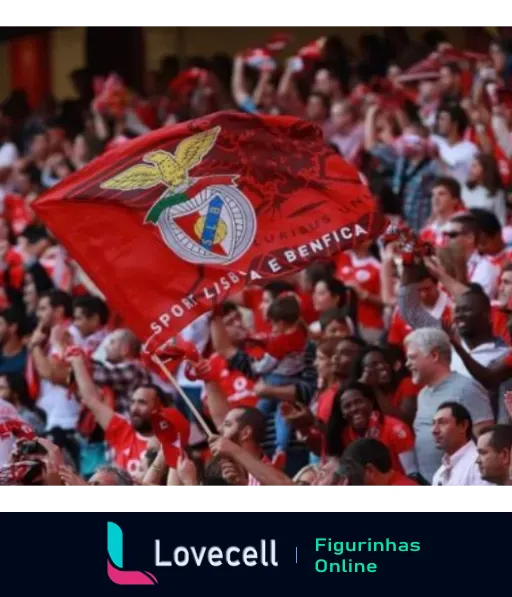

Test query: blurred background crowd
[0,26,512,486]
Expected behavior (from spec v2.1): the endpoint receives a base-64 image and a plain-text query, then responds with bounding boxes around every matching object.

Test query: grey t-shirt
[414,372,494,483]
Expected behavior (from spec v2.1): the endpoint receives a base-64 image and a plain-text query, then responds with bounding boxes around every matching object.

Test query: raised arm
[209,436,294,485]
[449,332,511,389]
[28,325,69,386]
[252,70,272,108]
[203,379,231,433]
[364,104,380,151]
[276,58,305,116]
[210,316,238,359]
[68,353,114,430]
[231,55,252,109]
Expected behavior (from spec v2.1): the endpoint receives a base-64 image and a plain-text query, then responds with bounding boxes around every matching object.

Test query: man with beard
[209,406,270,486]
[67,349,182,479]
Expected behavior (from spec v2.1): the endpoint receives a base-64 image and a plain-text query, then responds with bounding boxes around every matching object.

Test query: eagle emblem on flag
[100,127,257,265]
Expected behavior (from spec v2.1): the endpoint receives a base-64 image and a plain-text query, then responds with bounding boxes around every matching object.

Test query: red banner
[33,111,386,347]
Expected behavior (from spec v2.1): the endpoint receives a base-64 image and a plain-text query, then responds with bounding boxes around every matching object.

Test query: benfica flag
[33,111,385,347]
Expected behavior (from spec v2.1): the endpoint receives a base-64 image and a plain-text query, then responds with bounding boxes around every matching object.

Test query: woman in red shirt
[351,345,421,425]
[325,381,416,475]
[312,338,343,423]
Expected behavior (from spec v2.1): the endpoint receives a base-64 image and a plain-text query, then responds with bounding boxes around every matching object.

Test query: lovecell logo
[107,521,278,585]
[107,522,158,585]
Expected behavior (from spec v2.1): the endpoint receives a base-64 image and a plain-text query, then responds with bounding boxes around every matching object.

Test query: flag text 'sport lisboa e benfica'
[33,111,386,346]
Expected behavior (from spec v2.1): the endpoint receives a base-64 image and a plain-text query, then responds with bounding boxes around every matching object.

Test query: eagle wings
[100,126,220,192]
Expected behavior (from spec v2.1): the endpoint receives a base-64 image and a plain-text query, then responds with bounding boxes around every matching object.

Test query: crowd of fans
[1,27,512,486]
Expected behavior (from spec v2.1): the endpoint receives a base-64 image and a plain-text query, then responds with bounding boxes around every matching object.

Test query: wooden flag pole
[151,353,213,438]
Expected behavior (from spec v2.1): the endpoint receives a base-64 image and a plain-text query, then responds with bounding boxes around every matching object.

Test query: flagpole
[151,354,213,438]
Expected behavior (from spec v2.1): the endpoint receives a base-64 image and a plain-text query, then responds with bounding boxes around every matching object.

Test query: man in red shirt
[67,349,188,479]
[209,406,269,485]
[342,438,419,485]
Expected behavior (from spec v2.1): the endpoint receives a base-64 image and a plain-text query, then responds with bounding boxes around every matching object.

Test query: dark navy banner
[2,513,508,595]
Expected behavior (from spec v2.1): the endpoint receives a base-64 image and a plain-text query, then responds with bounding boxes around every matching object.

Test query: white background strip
[384,487,489,504]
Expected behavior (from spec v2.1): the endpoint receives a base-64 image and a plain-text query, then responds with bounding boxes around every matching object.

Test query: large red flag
[33,111,385,347]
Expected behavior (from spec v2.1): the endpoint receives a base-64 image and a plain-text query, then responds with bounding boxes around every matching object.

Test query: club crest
[100,127,256,265]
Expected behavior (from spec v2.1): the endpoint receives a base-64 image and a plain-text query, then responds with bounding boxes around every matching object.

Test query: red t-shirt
[501,351,512,369]
[243,287,270,334]
[0,247,25,309]
[390,376,423,409]
[3,193,35,236]
[252,325,308,376]
[105,414,150,478]
[335,251,383,330]
[342,412,415,473]
[297,290,317,326]
[243,287,317,333]
[388,471,419,486]
[316,383,340,424]
[201,353,258,414]
[491,304,511,345]
[258,325,308,360]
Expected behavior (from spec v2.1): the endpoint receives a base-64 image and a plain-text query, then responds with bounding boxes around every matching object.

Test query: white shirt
[466,251,500,298]
[36,325,81,431]
[0,141,18,170]
[433,441,490,485]
[0,141,18,210]
[451,338,509,380]
[430,135,478,184]
[427,289,452,319]
[461,186,507,226]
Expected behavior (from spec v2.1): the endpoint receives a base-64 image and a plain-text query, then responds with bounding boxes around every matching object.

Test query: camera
[16,440,47,458]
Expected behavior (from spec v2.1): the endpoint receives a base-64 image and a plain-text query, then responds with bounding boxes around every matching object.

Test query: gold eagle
[100,126,221,193]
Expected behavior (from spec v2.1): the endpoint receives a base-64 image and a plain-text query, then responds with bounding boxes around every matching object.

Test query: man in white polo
[432,401,490,485]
